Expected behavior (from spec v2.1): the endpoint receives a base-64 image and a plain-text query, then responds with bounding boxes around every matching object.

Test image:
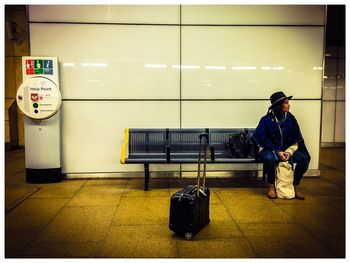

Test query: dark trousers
[260,150,310,185]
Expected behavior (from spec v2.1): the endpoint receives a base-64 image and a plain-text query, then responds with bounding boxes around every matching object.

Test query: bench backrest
[128,129,166,159]
[123,128,258,163]
[169,128,207,159]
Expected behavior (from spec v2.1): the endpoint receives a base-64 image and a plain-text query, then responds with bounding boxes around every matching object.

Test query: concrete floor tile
[301,180,345,196]
[5,151,25,176]
[20,241,103,258]
[67,185,124,206]
[215,188,267,204]
[126,178,169,190]
[316,196,345,212]
[113,196,169,225]
[5,186,40,213]
[85,178,128,186]
[195,204,244,239]
[5,198,69,227]
[5,161,25,174]
[36,206,117,242]
[317,236,345,258]
[124,178,146,188]
[30,180,86,198]
[319,148,345,171]
[208,190,222,205]
[99,225,177,257]
[238,222,312,238]
[224,194,279,208]
[319,170,345,185]
[5,227,42,258]
[272,198,307,204]
[5,170,27,188]
[176,238,257,258]
[247,235,334,258]
[279,204,345,237]
[271,194,320,205]
[217,189,294,224]
[123,188,170,197]
[5,149,25,163]
[225,201,293,223]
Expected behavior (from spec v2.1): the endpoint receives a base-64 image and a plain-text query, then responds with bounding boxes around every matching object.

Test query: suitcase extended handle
[197,133,209,197]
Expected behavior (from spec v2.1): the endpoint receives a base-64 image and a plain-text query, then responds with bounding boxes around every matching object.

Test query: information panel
[16,77,62,119]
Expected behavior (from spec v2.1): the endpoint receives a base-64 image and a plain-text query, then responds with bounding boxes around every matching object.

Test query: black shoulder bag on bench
[228,132,254,158]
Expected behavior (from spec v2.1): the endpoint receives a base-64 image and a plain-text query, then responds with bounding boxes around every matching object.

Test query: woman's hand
[277,151,291,161]
[277,151,285,160]
[283,152,291,161]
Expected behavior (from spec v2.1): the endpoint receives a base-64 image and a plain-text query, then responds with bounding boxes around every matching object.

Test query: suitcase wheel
[184,232,193,241]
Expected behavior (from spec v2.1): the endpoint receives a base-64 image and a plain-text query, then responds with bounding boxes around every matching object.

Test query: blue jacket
[252,111,310,158]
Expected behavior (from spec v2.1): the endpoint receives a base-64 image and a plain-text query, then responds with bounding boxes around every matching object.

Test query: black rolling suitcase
[169,133,210,240]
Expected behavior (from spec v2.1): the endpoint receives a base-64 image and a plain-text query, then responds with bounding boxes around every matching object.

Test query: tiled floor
[5,147,345,258]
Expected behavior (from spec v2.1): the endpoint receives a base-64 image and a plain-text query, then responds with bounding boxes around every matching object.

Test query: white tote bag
[275,161,295,199]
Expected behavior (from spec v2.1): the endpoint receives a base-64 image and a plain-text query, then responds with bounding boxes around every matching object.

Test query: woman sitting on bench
[253,91,311,200]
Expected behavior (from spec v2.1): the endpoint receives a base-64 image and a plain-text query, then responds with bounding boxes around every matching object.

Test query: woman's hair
[270,103,284,119]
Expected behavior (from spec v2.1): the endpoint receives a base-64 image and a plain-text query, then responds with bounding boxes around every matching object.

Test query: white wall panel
[30,24,180,99]
[29,5,180,24]
[61,101,180,174]
[182,100,320,169]
[181,101,266,128]
[335,102,345,142]
[321,102,336,142]
[182,5,325,25]
[181,27,324,99]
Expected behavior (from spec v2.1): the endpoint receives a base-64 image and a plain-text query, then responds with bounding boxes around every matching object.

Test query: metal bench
[121,128,260,190]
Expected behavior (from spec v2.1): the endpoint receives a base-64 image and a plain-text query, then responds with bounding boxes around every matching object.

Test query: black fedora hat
[269,91,293,109]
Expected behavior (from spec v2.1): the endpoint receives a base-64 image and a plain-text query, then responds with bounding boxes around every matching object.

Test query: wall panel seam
[180,24,325,27]
[180,5,182,129]
[29,21,325,27]
[29,21,180,26]
[60,98,322,102]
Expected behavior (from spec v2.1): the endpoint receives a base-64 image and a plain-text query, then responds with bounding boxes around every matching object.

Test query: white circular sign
[16,77,62,120]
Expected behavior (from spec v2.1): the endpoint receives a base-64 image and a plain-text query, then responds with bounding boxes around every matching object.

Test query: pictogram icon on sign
[31,93,39,102]
[26,60,34,75]
[44,60,52,68]
[35,60,42,69]
[34,60,43,74]
[43,60,53,75]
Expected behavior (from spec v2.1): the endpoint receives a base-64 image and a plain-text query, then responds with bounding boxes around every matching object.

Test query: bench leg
[144,163,150,191]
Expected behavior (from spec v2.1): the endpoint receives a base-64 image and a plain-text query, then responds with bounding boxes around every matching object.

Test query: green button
[33,103,39,108]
